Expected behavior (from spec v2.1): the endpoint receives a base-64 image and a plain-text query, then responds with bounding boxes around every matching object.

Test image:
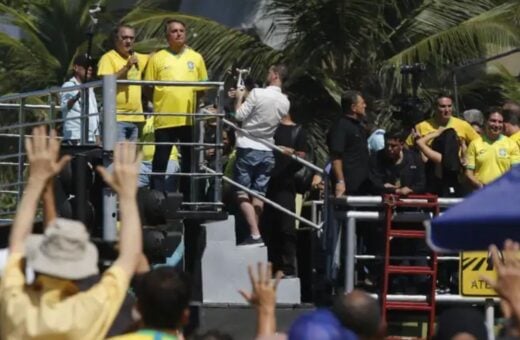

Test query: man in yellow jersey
[408,95,479,196]
[409,95,479,147]
[466,109,520,188]
[144,19,208,198]
[98,24,148,141]
[502,101,520,148]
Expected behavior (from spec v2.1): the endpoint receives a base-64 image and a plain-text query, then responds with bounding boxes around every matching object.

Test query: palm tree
[122,0,520,164]
[0,0,112,95]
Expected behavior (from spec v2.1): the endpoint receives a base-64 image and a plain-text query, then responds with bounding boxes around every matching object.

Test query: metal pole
[345,216,356,292]
[48,94,56,130]
[213,85,224,205]
[17,99,25,202]
[205,166,321,230]
[322,169,329,237]
[190,115,203,204]
[485,298,495,340]
[102,75,117,241]
[311,201,317,225]
[80,87,87,144]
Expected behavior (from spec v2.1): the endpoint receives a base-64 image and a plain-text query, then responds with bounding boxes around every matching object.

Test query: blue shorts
[233,148,275,196]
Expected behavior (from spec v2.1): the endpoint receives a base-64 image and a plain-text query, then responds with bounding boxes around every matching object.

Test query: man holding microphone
[98,24,148,141]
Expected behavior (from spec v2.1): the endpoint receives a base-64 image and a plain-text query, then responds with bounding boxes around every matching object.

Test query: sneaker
[238,236,264,247]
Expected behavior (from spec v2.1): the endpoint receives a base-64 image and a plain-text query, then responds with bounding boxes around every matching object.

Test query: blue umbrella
[426,164,520,252]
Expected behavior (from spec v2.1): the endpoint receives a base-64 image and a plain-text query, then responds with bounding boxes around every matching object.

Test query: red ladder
[381,194,440,339]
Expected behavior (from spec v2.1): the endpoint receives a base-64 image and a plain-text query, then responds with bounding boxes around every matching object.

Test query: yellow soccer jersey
[406,116,480,146]
[465,135,520,184]
[141,117,179,162]
[97,49,148,122]
[510,130,520,149]
[144,48,208,129]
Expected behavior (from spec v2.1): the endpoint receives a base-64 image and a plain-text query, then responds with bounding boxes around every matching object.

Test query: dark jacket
[369,148,426,194]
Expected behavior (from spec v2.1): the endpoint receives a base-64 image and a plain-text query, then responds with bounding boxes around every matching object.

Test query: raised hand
[96,142,142,198]
[239,262,282,310]
[239,262,283,337]
[482,240,520,310]
[25,126,71,184]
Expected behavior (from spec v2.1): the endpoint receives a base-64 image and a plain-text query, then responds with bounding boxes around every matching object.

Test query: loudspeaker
[56,145,103,236]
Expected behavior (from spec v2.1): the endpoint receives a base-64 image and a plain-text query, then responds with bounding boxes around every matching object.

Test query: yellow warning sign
[459,251,497,297]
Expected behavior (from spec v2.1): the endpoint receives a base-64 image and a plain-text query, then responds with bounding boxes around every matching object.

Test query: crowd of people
[7,15,520,339]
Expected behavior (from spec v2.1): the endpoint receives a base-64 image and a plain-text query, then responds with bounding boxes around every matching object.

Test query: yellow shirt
[144,48,208,129]
[98,49,148,122]
[0,252,130,340]
[407,116,480,146]
[110,329,179,339]
[510,130,520,149]
[141,116,179,162]
[465,135,520,184]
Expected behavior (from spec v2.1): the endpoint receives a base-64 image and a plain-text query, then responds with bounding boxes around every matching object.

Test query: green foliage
[0,0,519,167]
[0,0,110,93]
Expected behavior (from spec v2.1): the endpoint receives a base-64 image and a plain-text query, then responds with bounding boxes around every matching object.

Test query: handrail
[0,103,59,110]
[223,118,324,175]
[202,165,322,230]
[0,80,103,102]
[318,196,463,208]
[0,79,224,103]
[118,80,224,87]
[0,76,329,245]
[0,112,100,132]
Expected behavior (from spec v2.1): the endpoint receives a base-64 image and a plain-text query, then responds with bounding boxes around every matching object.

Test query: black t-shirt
[270,124,308,183]
[369,148,426,194]
[327,115,369,194]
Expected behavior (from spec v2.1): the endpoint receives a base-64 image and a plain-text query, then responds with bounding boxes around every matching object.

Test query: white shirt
[235,86,290,151]
[60,77,100,142]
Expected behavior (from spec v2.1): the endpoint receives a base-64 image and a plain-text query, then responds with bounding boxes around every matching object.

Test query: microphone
[128,49,139,71]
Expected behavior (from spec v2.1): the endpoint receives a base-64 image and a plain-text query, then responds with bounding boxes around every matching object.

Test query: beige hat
[26,218,99,280]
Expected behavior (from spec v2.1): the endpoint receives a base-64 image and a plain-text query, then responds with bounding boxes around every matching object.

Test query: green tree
[122,0,520,164]
[0,0,112,94]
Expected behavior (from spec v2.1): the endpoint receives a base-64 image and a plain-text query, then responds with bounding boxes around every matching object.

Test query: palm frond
[123,8,282,81]
[387,3,520,67]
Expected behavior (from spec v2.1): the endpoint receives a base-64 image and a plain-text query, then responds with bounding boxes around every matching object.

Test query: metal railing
[0,76,327,236]
[0,77,227,238]
[304,196,498,335]
[219,118,328,231]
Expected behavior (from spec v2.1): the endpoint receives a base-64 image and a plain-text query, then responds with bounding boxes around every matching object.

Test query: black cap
[73,54,93,67]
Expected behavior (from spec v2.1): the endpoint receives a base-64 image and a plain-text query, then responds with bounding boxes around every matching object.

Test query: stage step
[201,216,301,305]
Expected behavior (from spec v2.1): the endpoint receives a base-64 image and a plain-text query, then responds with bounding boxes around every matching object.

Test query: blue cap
[289,309,358,340]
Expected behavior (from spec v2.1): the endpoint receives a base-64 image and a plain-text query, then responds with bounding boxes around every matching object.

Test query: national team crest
[187,61,195,70]
[499,148,507,157]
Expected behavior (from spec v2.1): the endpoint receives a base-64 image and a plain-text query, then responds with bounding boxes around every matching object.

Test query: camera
[88,3,105,15]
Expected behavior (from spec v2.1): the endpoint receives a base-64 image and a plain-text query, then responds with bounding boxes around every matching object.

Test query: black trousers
[261,184,297,275]
[151,126,192,200]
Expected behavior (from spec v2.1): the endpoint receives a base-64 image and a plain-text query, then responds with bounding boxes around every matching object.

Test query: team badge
[499,148,507,157]
[187,61,195,70]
